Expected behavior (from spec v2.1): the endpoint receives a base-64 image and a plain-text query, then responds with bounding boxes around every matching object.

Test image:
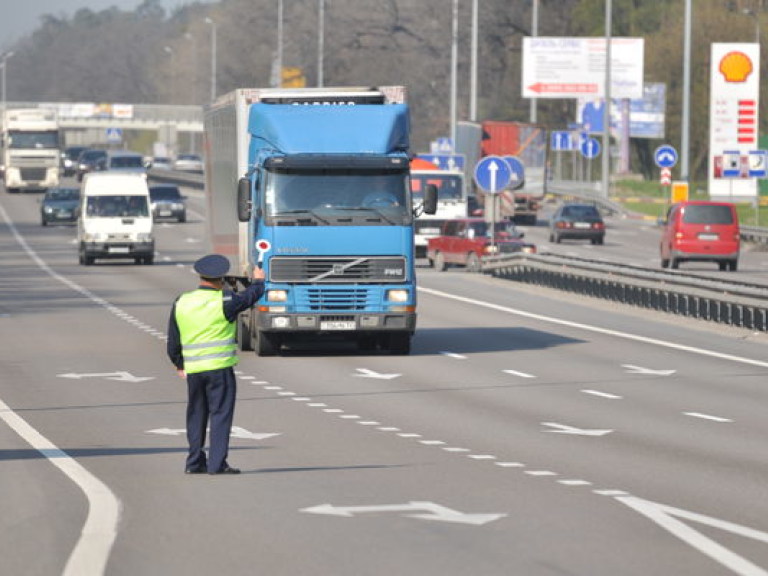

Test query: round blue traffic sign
[502,156,525,191]
[580,138,601,159]
[474,155,512,194]
[654,145,678,168]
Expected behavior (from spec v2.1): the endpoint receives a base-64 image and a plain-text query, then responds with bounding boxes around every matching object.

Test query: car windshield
[86,195,149,217]
[410,173,463,202]
[150,187,181,200]
[47,188,79,201]
[81,151,106,162]
[467,221,519,238]
[561,205,600,220]
[682,205,734,225]
[265,168,411,226]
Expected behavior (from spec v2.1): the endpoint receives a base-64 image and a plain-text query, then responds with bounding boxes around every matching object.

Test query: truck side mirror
[237,178,251,222]
[423,184,438,215]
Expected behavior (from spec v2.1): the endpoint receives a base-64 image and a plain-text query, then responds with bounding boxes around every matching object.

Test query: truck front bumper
[256,311,416,334]
[82,241,155,259]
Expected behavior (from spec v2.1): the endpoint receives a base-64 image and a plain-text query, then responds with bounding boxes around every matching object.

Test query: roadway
[2,185,768,575]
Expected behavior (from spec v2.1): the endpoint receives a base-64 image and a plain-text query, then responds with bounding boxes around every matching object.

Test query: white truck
[2,108,61,193]
[411,163,468,258]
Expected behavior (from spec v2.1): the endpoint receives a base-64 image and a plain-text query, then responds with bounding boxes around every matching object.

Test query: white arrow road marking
[622,364,676,376]
[58,371,155,383]
[616,495,768,576]
[300,501,505,526]
[354,368,401,380]
[146,427,280,440]
[541,422,614,436]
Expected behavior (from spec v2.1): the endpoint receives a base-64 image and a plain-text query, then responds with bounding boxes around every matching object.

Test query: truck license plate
[109,246,130,254]
[320,321,356,331]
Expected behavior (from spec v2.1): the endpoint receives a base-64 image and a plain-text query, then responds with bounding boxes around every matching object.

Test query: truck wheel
[729,260,738,272]
[670,258,679,269]
[661,258,669,268]
[387,332,411,355]
[434,252,446,272]
[256,330,279,356]
[238,316,254,351]
[144,256,154,265]
[466,252,481,272]
[718,261,728,271]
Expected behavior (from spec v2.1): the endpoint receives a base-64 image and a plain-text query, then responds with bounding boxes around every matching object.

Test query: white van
[77,172,154,265]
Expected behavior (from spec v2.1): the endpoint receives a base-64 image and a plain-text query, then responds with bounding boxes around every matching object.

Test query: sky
[0,0,197,51]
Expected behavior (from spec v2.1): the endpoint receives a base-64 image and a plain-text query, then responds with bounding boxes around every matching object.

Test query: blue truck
[203,87,436,356]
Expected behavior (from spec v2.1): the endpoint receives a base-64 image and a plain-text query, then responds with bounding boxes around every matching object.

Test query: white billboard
[708,43,760,200]
[522,37,644,99]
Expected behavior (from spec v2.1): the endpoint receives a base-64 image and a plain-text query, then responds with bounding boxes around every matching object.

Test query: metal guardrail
[483,252,768,331]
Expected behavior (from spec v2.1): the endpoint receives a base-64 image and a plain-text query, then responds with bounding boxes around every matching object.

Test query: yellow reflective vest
[175,289,237,374]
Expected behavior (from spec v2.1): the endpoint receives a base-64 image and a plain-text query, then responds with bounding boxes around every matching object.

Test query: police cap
[193,254,230,278]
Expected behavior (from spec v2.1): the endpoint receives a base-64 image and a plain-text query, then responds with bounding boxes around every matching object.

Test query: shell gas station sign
[709,43,760,201]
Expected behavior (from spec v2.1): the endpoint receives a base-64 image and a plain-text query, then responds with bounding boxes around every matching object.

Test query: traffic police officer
[167,254,265,475]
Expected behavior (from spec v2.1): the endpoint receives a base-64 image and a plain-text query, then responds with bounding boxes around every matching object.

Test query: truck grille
[20,168,47,180]
[270,256,406,283]
[300,288,373,311]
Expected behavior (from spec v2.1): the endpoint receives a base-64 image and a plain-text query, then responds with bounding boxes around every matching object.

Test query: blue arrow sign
[474,155,512,194]
[580,138,600,159]
[502,156,525,191]
[654,145,678,168]
[416,153,466,171]
[550,131,573,151]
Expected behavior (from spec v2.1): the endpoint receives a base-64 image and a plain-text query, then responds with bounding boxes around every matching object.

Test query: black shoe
[185,466,206,474]
[209,466,241,475]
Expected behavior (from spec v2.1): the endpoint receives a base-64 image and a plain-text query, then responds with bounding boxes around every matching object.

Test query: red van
[660,201,740,271]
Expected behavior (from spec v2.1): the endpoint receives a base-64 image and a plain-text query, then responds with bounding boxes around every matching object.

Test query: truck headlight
[386,289,409,303]
[84,232,105,242]
[267,290,288,302]
[137,233,153,243]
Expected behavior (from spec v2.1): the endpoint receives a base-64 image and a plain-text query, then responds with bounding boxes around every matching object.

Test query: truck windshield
[410,173,464,202]
[86,195,149,218]
[265,168,411,226]
[8,131,60,150]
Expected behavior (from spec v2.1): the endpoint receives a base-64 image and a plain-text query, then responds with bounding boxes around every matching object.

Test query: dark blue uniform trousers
[185,366,237,473]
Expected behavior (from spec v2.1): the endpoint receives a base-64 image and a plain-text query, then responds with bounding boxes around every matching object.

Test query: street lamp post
[317,0,325,87]
[164,45,175,103]
[743,8,761,44]
[205,17,217,101]
[1,51,14,123]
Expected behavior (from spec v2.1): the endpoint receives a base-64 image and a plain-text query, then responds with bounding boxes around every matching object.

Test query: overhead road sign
[654,145,678,168]
[474,156,512,194]
[522,37,645,99]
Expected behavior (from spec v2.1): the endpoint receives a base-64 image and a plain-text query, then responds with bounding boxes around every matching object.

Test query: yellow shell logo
[719,51,753,82]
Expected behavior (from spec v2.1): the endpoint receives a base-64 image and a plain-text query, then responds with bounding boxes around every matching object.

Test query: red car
[660,201,740,271]
[427,218,536,272]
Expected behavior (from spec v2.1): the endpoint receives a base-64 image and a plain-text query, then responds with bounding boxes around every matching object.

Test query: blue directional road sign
[474,155,512,194]
[748,150,768,178]
[106,127,123,144]
[580,138,601,159]
[654,145,678,169]
[551,131,574,151]
[502,156,525,191]
[416,153,466,171]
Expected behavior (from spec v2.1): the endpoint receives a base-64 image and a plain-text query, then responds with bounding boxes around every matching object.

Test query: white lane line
[684,412,734,423]
[503,369,536,379]
[0,398,120,576]
[495,462,525,468]
[377,427,400,432]
[398,433,422,438]
[443,447,471,452]
[468,454,496,460]
[419,286,768,369]
[0,200,121,575]
[582,389,623,400]
[419,440,446,445]
[559,480,593,486]
[440,351,467,359]
[525,470,557,477]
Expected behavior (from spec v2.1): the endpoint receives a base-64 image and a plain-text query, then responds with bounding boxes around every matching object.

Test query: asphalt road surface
[2,187,768,576]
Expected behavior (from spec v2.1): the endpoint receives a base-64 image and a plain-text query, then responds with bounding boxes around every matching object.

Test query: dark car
[61,146,88,176]
[76,149,107,182]
[40,187,80,225]
[149,184,186,222]
[549,203,605,245]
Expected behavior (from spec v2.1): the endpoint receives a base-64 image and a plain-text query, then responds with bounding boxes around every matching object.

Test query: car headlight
[44,206,54,213]
[267,290,288,302]
[386,289,409,303]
